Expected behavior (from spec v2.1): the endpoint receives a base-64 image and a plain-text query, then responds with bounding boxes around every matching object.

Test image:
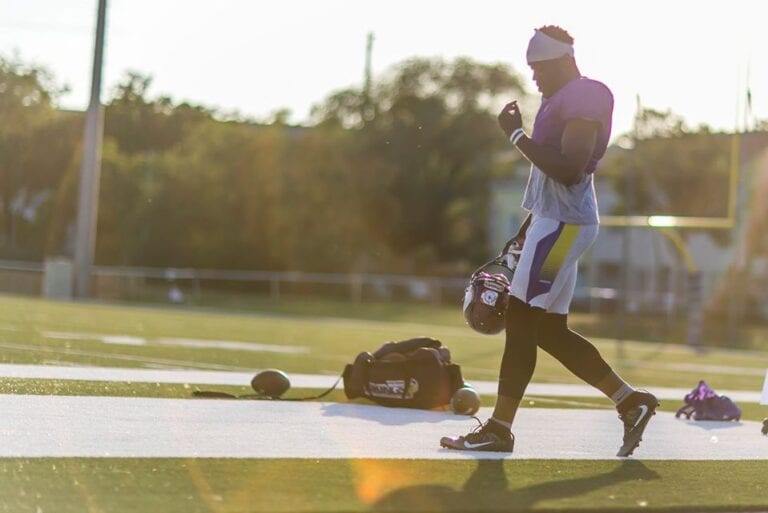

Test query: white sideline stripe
[0,364,763,403]
[41,331,309,354]
[623,359,767,377]
[0,395,765,459]
[762,370,768,405]
[0,363,256,386]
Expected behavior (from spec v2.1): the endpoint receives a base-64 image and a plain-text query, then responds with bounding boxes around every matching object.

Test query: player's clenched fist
[497,101,522,138]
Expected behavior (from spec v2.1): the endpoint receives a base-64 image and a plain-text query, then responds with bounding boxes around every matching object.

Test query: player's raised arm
[499,103,599,186]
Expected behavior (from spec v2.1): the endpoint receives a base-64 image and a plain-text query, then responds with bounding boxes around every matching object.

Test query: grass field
[1,293,767,512]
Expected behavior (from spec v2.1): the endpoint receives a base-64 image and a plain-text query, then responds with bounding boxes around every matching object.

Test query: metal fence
[0,259,624,313]
[95,264,473,304]
[0,260,43,296]
[0,259,474,305]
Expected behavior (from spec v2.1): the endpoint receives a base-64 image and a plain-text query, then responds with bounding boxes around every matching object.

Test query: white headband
[526,30,574,64]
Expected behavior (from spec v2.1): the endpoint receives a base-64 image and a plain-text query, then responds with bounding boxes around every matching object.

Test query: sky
[1,0,766,141]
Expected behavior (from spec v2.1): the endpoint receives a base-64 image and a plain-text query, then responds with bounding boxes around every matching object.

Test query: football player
[441,25,658,457]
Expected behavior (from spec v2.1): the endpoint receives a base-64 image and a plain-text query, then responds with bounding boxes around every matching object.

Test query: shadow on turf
[320,402,470,425]
[677,420,743,431]
[371,459,660,512]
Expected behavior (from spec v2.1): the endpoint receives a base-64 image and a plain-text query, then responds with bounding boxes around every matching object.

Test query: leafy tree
[45,72,215,264]
[749,118,768,133]
[0,56,75,257]
[603,108,731,219]
[103,120,373,273]
[312,57,527,272]
[9,55,529,276]
[105,71,212,155]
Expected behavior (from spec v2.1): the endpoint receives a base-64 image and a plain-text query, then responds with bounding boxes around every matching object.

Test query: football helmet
[462,257,516,335]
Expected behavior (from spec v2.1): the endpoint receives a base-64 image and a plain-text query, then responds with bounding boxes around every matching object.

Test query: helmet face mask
[462,258,515,335]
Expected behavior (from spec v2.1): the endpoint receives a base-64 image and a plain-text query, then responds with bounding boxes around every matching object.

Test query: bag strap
[373,337,442,359]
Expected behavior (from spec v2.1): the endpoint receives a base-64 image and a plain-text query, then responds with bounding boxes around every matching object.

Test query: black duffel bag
[343,337,465,409]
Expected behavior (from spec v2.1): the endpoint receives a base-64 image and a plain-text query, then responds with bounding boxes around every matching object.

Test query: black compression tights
[497,296,612,399]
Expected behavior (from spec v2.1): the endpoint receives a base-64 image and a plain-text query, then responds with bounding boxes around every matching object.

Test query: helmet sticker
[481,289,499,306]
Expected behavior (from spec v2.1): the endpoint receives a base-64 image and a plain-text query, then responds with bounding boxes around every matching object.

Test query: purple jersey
[522,77,614,224]
[531,77,613,173]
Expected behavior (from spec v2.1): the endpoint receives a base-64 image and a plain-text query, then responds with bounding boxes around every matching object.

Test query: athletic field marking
[0,364,763,403]
[0,395,764,460]
[621,359,767,377]
[41,330,308,354]
[0,342,254,371]
[36,330,768,377]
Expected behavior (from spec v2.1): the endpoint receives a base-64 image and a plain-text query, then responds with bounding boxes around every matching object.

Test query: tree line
[0,55,750,275]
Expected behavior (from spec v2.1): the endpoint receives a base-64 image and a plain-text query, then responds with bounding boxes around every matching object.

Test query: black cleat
[762,418,768,436]
[440,418,515,452]
[616,391,659,457]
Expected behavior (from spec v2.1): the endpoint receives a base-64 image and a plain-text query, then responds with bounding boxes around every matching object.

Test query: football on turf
[251,369,291,398]
[451,386,480,415]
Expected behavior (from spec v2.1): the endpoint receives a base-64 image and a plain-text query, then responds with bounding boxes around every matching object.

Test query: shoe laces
[464,417,493,442]
[469,416,485,432]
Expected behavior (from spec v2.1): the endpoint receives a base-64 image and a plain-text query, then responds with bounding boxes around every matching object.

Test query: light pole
[73,0,108,298]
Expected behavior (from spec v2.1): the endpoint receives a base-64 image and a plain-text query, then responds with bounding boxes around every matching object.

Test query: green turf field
[1,293,767,512]
[2,295,767,390]
[1,458,767,513]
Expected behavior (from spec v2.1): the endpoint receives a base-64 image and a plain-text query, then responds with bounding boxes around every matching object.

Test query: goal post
[598,132,743,349]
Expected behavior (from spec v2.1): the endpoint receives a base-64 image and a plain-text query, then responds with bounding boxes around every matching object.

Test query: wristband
[509,128,526,145]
